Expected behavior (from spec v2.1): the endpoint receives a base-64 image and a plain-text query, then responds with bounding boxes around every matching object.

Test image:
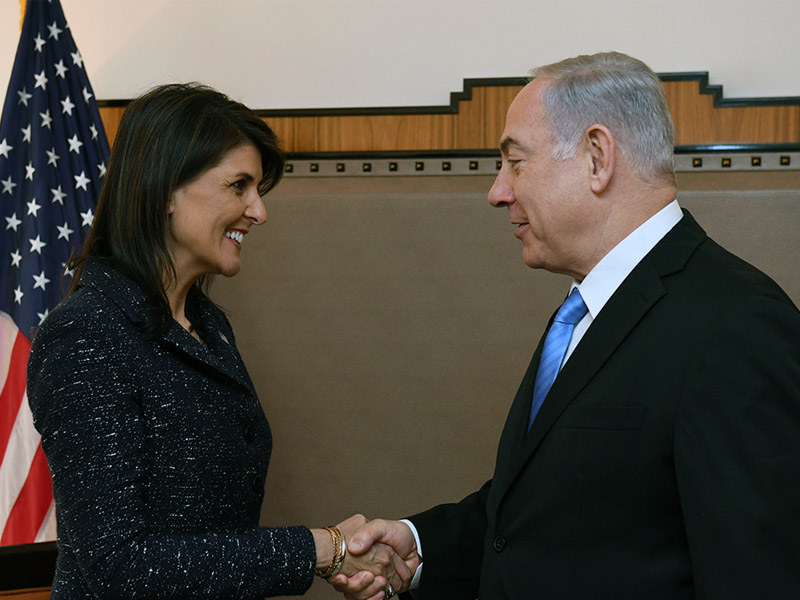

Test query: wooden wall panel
[97,77,800,153]
[662,80,800,145]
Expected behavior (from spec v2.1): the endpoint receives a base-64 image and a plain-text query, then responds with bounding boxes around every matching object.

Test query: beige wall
[210,171,800,599]
[2,0,800,109]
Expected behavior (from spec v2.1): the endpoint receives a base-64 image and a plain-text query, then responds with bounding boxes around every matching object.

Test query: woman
[27,83,415,598]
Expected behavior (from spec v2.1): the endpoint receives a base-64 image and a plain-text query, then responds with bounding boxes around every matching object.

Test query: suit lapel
[489,210,707,508]
[161,320,253,392]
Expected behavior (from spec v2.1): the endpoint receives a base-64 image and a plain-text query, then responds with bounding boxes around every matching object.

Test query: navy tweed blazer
[28,261,315,598]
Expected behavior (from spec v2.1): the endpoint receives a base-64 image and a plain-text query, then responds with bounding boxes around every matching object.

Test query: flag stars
[54,59,68,78]
[83,87,93,104]
[14,287,23,304]
[98,162,107,177]
[17,87,32,106]
[63,263,75,278]
[5,213,22,231]
[25,162,36,180]
[46,148,60,166]
[33,271,51,291]
[22,125,32,143]
[68,134,83,154]
[0,138,12,158]
[74,171,90,191]
[2,175,16,194]
[37,310,50,325]
[61,96,75,116]
[27,198,42,216]
[80,208,94,227]
[57,222,74,240]
[34,34,46,52]
[89,123,98,140]
[51,185,67,204]
[11,250,22,268]
[29,234,47,254]
[34,70,49,90]
[47,21,63,40]
[40,109,53,129]
[71,50,84,68]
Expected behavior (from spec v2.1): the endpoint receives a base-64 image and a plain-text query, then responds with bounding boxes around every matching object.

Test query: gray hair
[531,51,675,186]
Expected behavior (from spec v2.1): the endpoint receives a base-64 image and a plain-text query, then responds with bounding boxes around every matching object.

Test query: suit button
[244,425,255,443]
[493,536,506,552]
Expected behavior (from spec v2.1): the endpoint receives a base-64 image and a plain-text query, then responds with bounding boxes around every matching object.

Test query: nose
[488,169,513,208]
[245,191,267,225]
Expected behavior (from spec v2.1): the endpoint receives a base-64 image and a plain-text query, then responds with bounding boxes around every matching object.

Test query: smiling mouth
[225,230,244,246]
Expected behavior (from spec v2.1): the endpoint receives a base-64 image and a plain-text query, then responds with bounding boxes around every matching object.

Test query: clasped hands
[318,514,420,600]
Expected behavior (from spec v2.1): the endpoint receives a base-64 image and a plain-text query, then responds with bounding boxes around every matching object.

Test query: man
[335,52,800,599]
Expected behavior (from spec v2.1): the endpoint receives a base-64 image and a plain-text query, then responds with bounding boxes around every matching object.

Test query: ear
[584,124,615,194]
[167,190,177,216]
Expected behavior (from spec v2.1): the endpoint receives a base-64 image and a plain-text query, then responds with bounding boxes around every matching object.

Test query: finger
[359,578,390,600]
[329,570,375,593]
[349,519,405,555]
[389,548,413,591]
[338,513,368,531]
[350,576,387,600]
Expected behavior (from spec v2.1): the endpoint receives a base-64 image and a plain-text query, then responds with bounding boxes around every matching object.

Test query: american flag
[0,0,108,545]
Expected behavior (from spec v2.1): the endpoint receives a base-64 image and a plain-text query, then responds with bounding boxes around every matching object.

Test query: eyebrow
[500,136,527,155]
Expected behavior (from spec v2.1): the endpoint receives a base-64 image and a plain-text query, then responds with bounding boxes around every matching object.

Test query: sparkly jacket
[27,261,316,598]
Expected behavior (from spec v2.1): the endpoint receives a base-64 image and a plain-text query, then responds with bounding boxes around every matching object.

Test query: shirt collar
[573,199,683,319]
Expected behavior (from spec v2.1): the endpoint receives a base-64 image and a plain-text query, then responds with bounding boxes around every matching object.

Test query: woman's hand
[313,514,420,599]
[333,515,421,600]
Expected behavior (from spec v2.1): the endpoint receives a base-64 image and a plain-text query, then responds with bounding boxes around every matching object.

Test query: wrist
[312,526,347,579]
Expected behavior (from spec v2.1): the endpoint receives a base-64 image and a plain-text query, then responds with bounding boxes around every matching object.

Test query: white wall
[2,0,799,110]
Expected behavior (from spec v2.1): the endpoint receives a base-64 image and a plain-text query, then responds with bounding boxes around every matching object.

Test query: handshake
[314,515,421,600]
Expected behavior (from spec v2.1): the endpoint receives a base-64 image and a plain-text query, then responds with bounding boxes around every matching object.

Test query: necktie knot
[554,288,588,325]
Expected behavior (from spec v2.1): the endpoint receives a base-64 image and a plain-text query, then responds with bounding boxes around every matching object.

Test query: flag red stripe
[0,444,53,545]
[0,331,31,466]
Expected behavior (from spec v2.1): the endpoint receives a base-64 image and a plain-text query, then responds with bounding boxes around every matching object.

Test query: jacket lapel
[79,261,253,393]
[159,309,254,393]
[489,210,707,508]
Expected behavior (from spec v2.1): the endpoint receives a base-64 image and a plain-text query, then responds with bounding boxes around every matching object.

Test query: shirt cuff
[400,519,423,590]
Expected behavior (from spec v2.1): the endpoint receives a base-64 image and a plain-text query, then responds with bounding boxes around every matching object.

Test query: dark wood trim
[660,72,800,107]
[96,73,800,114]
[0,542,56,590]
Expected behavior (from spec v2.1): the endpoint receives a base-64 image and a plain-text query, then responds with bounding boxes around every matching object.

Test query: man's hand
[328,518,420,600]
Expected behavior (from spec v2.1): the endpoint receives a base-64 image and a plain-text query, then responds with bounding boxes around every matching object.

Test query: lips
[225,230,245,248]
[513,223,529,238]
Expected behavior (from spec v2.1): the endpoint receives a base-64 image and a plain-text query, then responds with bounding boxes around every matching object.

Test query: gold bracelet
[315,526,346,579]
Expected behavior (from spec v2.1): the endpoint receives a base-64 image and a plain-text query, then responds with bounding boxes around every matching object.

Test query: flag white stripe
[0,390,40,536]
[34,500,57,542]
[0,312,18,394]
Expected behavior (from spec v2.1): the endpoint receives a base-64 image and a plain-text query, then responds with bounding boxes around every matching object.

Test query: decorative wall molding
[96,73,800,154]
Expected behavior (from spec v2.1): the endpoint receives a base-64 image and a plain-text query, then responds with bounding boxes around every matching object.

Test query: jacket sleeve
[27,304,316,599]
[675,293,800,597]
[407,479,491,600]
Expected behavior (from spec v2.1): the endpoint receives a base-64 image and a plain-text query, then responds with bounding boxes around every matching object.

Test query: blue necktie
[528,288,588,431]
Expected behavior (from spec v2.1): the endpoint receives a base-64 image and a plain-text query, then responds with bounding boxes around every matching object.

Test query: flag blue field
[0,0,109,545]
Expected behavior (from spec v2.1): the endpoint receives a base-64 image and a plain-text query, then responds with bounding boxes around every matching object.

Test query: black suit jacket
[27,262,316,598]
[410,211,800,599]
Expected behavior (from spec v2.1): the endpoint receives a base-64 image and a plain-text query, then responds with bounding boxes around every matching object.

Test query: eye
[230,179,247,192]
[507,158,523,172]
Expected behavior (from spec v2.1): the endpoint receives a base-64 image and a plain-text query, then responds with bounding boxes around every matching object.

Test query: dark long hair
[70,83,285,337]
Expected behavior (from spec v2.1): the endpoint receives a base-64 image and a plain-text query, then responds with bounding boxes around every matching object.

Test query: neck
[572,183,677,281]
[164,272,199,333]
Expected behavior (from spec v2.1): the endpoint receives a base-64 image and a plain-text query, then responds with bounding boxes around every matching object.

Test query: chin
[218,263,242,278]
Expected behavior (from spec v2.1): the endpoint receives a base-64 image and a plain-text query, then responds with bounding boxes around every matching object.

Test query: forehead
[500,79,549,151]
